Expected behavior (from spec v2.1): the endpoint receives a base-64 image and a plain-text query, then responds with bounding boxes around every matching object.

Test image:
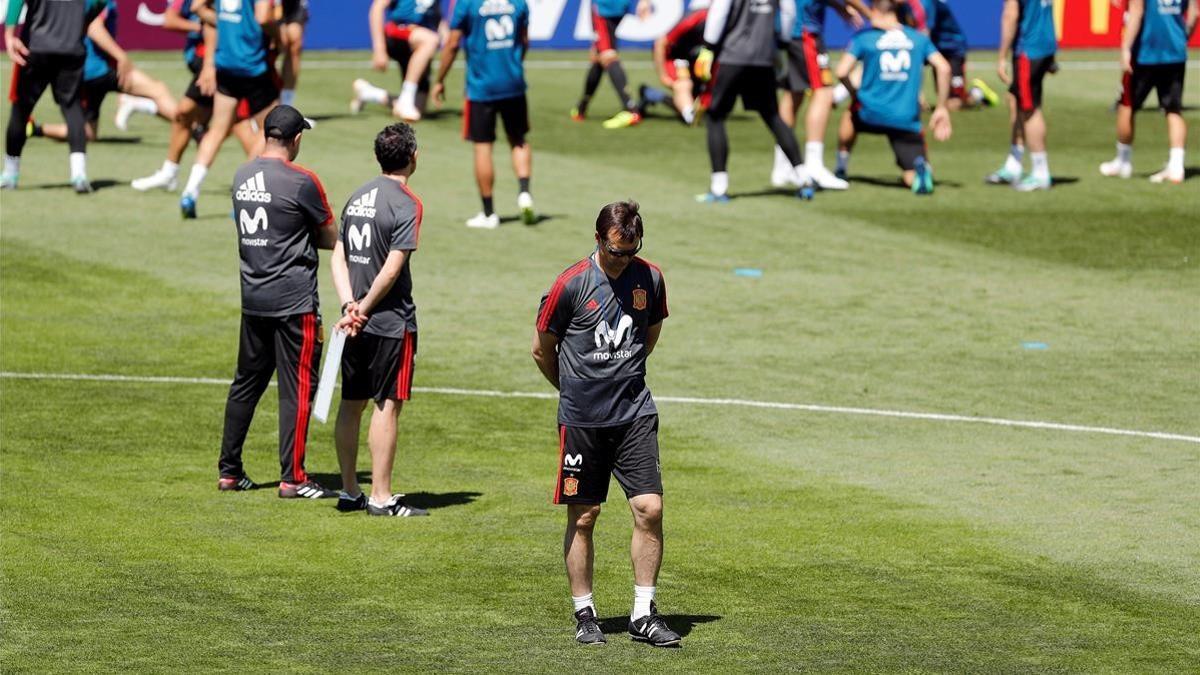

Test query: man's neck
[872,13,900,30]
[259,147,290,161]
[381,171,409,186]
[591,251,624,280]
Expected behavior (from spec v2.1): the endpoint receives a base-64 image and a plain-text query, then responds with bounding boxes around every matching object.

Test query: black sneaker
[336,491,367,512]
[218,475,256,491]
[366,494,429,517]
[574,607,606,645]
[278,480,337,499]
[628,601,681,647]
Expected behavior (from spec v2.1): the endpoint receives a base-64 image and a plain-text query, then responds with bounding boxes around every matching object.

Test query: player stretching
[277,0,308,106]
[180,0,280,218]
[218,105,338,499]
[833,0,951,194]
[352,0,442,121]
[130,0,257,192]
[330,123,429,517]
[573,0,652,128]
[532,201,679,647]
[987,0,1056,191]
[637,2,709,125]
[1099,0,1196,184]
[33,1,178,144]
[432,0,535,229]
[695,0,813,201]
[773,0,868,191]
[898,0,996,111]
[3,0,101,193]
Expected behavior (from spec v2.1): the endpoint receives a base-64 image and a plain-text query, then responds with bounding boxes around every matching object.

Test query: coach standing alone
[217,105,339,500]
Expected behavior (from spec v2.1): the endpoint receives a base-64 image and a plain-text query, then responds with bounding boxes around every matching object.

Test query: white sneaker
[1099,158,1132,178]
[1148,167,1184,184]
[114,94,136,131]
[393,99,421,122]
[131,170,178,192]
[466,212,500,229]
[809,165,848,190]
[770,167,793,189]
[350,79,368,115]
[517,191,536,225]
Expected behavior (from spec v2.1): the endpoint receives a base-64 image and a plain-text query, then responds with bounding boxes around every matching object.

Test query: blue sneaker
[0,173,17,190]
[180,194,197,219]
[985,166,1019,185]
[796,184,815,201]
[911,158,934,195]
[695,192,730,204]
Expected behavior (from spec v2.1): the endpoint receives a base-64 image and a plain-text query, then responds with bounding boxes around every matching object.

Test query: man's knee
[630,494,662,527]
[569,504,602,531]
[598,50,619,67]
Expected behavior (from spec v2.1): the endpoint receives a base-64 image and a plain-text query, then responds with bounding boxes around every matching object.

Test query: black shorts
[385,35,432,90]
[708,63,777,119]
[8,52,85,109]
[463,95,529,144]
[1122,62,1185,114]
[937,53,967,100]
[553,415,663,505]
[216,70,279,117]
[592,9,622,53]
[1009,54,1054,112]
[340,331,417,403]
[779,32,831,92]
[183,58,214,107]
[81,70,120,123]
[851,111,926,171]
[280,0,308,24]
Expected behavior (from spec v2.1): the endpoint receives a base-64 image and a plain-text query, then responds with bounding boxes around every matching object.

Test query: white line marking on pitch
[2,371,1196,445]
[125,59,1200,71]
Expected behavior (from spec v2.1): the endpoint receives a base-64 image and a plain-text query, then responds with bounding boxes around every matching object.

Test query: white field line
[120,59,1200,71]
[2,370,1197,445]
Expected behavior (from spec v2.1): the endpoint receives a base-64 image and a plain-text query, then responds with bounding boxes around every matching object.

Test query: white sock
[632,585,655,620]
[571,593,595,614]
[832,83,850,106]
[835,150,850,174]
[280,89,295,106]
[1030,152,1049,180]
[710,171,729,196]
[4,155,19,176]
[1116,142,1132,164]
[130,96,158,115]
[792,164,809,185]
[161,160,180,177]
[1004,145,1024,174]
[773,145,790,175]
[361,82,389,105]
[399,82,418,108]
[182,163,208,198]
[680,105,694,125]
[69,152,87,180]
[969,87,984,105]
[1167,147,1184,174]
[805,141,824,170]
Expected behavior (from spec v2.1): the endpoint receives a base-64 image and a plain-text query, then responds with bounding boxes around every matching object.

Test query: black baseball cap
[264,105,311,139]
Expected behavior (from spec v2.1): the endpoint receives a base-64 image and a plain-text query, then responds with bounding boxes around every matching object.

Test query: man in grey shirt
[217,105,338,499]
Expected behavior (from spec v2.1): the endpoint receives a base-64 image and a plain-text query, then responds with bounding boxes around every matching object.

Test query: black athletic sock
[482,196,494,216]
[706,117,729,173]
[6,106,31,158]
[605,61,634,110]
[762,110,803,166]
[518,177,530,194]
[579,63,603,110]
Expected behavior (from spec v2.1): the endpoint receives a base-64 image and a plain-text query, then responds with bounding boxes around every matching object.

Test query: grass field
[1,49,1198,671]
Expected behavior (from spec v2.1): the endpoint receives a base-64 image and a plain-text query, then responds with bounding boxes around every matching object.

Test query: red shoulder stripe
[537,259,590,332]
[396,180,423,246]
[667,9,707,47]
[285,159,334,226]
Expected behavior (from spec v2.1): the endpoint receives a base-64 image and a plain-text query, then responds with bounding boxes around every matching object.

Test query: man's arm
[779,0,796,44]
[314,219,338,250]
[834,51,860,98]
[356,250,409,317]
[163,3,203,34]
[702,0,731,48]
[644,322,663,357]
[196,22,217,95]
[431,29,462,103]
[1188,1,1199,38]
[255,0,278,43]
[927,49,953,141]
[369,0,391,71]
[87,12,133,88]
[330,240,366,335]
[5,0,29,66]
[997,0,1019,84]
[192,0,216,25]
[531,331,560,390]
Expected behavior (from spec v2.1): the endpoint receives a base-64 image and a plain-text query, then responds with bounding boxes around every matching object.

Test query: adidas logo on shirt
[345,187,378,218]
[235,171,272,203]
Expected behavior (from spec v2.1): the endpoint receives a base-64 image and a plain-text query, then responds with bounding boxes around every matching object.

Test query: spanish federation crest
[563,477,579,497]
[632,288,647,311]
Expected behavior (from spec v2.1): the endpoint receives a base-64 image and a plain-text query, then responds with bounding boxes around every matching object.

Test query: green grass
[2,50,1198,671]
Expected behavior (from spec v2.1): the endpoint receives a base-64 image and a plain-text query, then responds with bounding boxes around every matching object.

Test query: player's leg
[3,57,54,188]
[133,96,201,191]
[364,331,424,515]
[772,89,802,187]
[181,91,239,212]
[891,131,932,195]
[218,314,276,489]
[671,74,697,124]
[1101,69,1141,178]
[280,21,304,106]
[835,108,857,178]
[598,44,640,127]
[465,100,501,228]
[231,117,258,156]
[118,68,179,124]
[275,312,333,497]
[1150,64,1186,184]
[701,66,739,201]
[501,96,535,224]
[747,68,811,193]
[556,423,611,643]
[50,55,92,191]
[574,53,604,120]
[395,26,437,121]
[334,397,368,500]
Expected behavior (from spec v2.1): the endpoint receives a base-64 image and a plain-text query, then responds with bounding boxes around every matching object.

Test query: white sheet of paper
[312,328,346,423]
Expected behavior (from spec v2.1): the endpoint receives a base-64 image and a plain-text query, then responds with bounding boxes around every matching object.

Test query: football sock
[572,593,595,614]
[832,83,850,106]
[1030,152,1049,181]
[69,152,87,180]
[4,155,19,176]
[836,150,850,175]
[280,89,296,106]
[706,120,729,172]
[582,62,603,102]
[763,112,802,166]
[161,160,180,178]
[360,82,390,105]
[183,163,208,198]
[129,96,158,115]
[605,62,634,110]
[481,196,494,216]
[710,171,729,197]
[1116,142,1132,165]
[632,585,655,621]
[1004,144,1024,174]
[518,177,530,193]
[773,145,790,176]
[805,141,825,170]
[1167,147,1184,174]
[398,82,418,108]
[680,105,695,125]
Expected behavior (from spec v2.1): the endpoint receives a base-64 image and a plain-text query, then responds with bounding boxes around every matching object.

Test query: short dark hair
[871,0,896,10]
[375,123,417,173]
[595,200,643,242]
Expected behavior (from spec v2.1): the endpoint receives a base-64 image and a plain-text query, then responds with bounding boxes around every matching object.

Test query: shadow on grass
[845,175,965,190]
[596,613,721,640]
[1183,166,1200,180]
[93,136,144,144]
[25,179,119,191]
[498,213,558,226]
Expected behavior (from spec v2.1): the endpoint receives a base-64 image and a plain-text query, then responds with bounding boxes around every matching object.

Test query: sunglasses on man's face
[600,240,642,258]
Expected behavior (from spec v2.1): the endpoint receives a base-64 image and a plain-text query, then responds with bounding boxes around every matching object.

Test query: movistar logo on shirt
[235,171,272,203]
[219,0,243,22]
[479,0,516,16]
[593,314,634,360]
[1158,0,1182,14]
[346,187,378,218]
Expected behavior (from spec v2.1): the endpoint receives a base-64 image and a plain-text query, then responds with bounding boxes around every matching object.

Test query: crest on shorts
[632,289,647,311]
[563,477,579,497]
